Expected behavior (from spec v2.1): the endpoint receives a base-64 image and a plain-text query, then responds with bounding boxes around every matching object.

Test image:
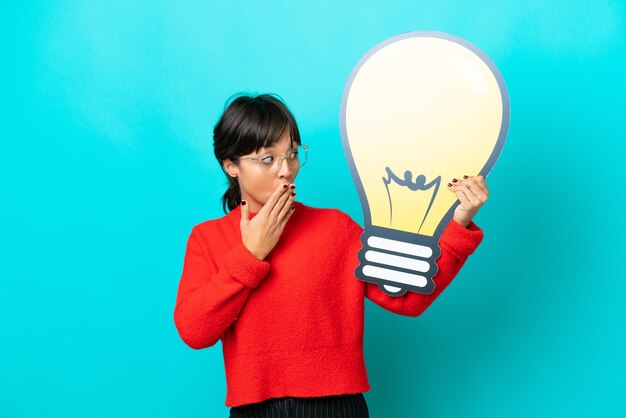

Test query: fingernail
[241,200,247,205]
[283,184,288,189]
[291,205,295,210]
[290,184,296,189]
[291,192,296,196]
[463,175,468,179]
[447,183,452,187]
[452,178,457,182]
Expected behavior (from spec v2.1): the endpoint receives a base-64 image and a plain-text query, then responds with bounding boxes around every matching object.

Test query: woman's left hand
[447,175,489,228]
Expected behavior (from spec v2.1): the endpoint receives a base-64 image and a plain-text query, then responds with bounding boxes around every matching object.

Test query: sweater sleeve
[340,211,484,317]
[173,225,271,349]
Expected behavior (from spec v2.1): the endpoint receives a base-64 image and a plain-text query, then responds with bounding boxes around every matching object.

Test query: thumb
[240,200,249,225]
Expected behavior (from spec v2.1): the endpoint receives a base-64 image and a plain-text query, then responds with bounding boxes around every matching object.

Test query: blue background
[1,1,624,417]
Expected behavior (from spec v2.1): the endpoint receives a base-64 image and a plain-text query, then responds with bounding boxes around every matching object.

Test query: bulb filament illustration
[383,166,441,233]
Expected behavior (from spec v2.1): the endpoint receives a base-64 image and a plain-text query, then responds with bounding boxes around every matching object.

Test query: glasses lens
[283,145,306,168]
[296,145,307,167]
[285,145,307,168]
[258,145,308,174]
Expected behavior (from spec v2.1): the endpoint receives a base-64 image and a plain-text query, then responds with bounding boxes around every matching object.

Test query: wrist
[252,252,266,262]
[453,216,471,228]
[243,242,266,261]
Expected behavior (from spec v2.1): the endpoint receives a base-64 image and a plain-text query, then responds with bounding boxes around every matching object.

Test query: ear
[223,159,239,179]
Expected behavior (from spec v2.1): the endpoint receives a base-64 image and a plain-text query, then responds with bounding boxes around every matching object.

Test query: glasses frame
[236,144,309,174]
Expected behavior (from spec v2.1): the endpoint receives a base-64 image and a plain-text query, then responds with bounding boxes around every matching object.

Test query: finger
[465,175,489,197]
[277,192,296,224]
[448,183,480,208]
[240,199,250,225]
[269,186,294,222]
[463,178,488,203]
[457,184,481,207]
[453,185,474,209]
[475,175,490,197]
[260,182,291,217]
[279,199,296,228]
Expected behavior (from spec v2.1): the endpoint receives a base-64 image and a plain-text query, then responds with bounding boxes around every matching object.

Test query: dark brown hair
[213,92,301,214]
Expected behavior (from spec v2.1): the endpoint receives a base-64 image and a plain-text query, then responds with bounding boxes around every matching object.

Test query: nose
[277,157,294,179]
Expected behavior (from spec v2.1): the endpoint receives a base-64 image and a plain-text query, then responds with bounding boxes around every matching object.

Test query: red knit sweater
[173,200,484,407]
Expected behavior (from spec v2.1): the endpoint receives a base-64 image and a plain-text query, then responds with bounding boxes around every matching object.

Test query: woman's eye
[261,156,274,164]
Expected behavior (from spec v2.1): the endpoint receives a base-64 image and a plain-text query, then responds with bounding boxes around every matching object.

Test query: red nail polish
[241,200,246,205]
[447,183,452,187]
[452,179,457,182]
[283,184,288,189]
[463,175,468,179]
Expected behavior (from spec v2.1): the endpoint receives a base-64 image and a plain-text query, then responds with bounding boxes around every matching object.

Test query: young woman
[173,93,489,417]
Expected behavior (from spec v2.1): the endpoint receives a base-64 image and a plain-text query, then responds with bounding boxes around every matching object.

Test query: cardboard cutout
[340,31,509,296]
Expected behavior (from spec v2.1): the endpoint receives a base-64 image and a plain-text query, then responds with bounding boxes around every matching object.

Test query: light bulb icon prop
[340,31,509,297]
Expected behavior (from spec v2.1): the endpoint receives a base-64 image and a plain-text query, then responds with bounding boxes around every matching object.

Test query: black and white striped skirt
[228,393,369,418]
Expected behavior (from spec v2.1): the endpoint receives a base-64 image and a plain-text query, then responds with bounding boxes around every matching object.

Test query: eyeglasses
[236,144,308,174]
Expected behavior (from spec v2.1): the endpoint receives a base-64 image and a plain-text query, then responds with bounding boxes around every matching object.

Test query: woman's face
[224,128,300,213]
